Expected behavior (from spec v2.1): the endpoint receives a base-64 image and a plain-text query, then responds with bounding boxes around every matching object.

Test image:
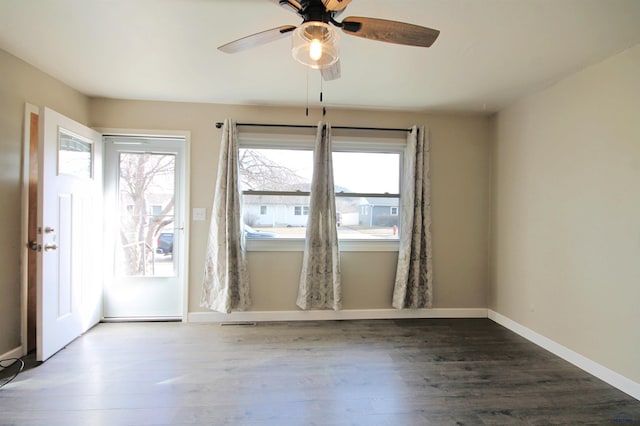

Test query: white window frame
[239,129,405,252]
[294,205,309,216]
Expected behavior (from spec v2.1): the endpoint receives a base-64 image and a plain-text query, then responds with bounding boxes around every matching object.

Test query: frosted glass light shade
[291,21,339,69]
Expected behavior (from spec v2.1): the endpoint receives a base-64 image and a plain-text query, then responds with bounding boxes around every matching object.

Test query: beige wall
[4,39,638,389]
[0,46,490,356]
[0,49,90,355]
[90,100,491,313]
[490,44,640,382]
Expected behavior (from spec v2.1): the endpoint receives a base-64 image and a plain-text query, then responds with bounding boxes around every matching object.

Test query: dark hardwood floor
[0,319,638,425]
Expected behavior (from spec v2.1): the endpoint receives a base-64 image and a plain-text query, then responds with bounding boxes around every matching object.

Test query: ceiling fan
[218,0,440,81]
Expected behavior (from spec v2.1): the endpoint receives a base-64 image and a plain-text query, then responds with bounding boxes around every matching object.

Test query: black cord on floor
[0,358,25,389]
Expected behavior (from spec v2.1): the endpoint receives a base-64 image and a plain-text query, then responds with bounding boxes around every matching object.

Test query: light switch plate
[192,207,206,221]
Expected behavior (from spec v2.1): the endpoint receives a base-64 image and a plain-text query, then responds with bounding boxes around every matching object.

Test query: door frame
[19,116,192,356]
[19,103,39,356]
[98,128,191,322]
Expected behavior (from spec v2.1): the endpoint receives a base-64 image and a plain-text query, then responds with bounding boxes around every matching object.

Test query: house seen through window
[239,139,402,241]
[294,205,309,216]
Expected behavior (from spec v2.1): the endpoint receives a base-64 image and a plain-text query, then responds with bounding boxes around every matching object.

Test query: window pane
[239,147,401,242]
[337,196,400,239]
[239,148,313,191]
[116,152,176,277]
[333,152,400,194]
[59,129,92,178]
[243,194,309,239]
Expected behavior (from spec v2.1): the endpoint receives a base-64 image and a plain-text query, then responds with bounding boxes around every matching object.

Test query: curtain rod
[214,122,411,133]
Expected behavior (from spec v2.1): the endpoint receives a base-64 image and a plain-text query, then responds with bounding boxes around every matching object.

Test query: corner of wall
[486,113,498,310]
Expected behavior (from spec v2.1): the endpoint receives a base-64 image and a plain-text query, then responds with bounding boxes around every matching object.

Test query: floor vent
[220,322,257,327]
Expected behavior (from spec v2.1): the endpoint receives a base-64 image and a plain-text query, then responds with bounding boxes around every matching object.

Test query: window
[58,128,93,178]
[333,151,400,237]
[239,129,404,249]
[294,205,309,216]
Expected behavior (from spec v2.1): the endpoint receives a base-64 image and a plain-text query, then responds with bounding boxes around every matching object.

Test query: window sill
[246,238,400,252]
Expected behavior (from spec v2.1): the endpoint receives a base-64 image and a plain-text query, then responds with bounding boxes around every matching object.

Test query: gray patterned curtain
[297,123,342,310]
[201,118,251,313]
[392,125,433,309]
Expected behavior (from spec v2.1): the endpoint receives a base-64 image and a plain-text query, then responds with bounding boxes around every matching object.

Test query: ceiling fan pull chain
[320,73,327,117]
[305,67,310,116]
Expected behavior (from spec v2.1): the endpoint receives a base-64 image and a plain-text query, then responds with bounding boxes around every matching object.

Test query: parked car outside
[157,232,173,254]
[156,227,274,252]
[244,225,277,238]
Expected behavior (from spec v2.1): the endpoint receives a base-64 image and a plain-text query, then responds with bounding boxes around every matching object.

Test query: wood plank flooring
[0,319,638,425]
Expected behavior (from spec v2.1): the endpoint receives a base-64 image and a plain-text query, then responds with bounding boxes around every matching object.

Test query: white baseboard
[0,346,23,361]
[188,308,488,323]
[488,309,640,401]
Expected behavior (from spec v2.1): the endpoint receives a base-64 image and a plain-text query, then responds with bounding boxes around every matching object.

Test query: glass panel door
[103,136,186,319]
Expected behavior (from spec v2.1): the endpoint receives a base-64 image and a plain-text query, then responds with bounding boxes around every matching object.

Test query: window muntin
[239,135,403,244]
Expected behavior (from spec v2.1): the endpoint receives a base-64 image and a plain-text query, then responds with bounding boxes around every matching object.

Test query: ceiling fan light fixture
[291,21,339,69]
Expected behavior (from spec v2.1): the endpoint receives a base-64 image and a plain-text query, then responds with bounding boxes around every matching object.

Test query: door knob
[27,240,41,252]
[44,244,58,252]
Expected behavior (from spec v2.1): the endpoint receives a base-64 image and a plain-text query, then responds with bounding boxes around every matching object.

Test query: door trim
[20,103,39,356]
[98,128,191,322]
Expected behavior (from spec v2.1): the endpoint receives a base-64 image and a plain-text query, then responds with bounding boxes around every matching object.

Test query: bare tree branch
[239,149,307,191]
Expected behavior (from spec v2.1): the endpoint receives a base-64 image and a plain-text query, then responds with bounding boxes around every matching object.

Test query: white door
[37,107,103,361]
[103,136,186,319]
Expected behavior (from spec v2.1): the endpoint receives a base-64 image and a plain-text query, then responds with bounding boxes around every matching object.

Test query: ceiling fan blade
[321,60,341,81]
[322,0,352,11]
[270,0,301,14]
[341,17,440,47]
[218,25,296,54]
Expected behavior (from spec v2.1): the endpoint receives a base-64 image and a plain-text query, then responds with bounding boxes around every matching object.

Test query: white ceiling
[1,0,640,113]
